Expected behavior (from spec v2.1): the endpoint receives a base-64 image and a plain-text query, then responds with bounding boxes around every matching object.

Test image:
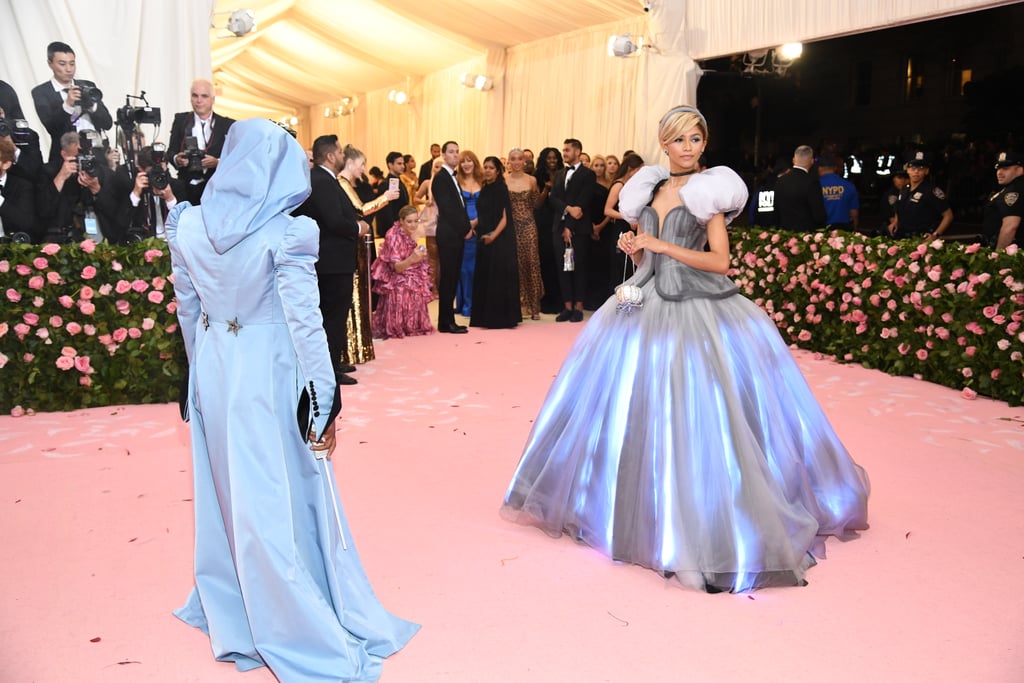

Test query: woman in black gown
[471,156,521,328]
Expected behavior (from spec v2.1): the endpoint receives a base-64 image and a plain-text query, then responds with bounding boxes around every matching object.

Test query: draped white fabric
[0,0,214,159]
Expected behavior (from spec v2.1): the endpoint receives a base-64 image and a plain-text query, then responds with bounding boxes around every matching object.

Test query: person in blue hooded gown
[168,119,418,681]
[501,105,869,593]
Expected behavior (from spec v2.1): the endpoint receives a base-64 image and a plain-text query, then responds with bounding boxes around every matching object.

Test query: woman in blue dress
[455,149,482,317]
[168,119,418,681]
[501,105,870,593]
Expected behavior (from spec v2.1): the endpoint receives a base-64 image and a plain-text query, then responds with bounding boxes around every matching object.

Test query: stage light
[607,34,641,58]
[388,89,408,105]
[779,43,803,61]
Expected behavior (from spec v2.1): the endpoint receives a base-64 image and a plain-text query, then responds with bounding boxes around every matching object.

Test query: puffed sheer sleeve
[618,165,669,223]
[273,215,341,442]
[678,166,749,226]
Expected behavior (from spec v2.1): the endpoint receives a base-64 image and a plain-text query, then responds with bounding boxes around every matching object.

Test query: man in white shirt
[167,79,236,205]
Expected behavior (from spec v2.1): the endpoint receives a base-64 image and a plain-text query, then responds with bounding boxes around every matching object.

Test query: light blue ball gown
[501,165,870,593]
[168,119,418,681]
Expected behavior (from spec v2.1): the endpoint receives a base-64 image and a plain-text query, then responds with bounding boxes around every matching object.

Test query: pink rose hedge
[730,229,1024,406]
[0,239,184,412]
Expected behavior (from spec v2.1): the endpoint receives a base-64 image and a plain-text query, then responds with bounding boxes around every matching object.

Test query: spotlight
[388,89,408,105]
[460,73,477,88]
[226,9,256,37]
[607,34,642,58]
[779,43,803,61]
[474,75,493,91]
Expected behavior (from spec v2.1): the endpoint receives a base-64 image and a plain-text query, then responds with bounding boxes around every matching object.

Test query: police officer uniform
[981,151,1024,247]
[880,170,908,231]
[894,151,950,237]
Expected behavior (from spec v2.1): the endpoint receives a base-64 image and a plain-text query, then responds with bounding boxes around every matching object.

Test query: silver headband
[660,105,708,134]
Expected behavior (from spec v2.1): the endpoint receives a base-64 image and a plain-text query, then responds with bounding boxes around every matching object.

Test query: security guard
[880,170,908,233]
[888,151,953,239]
[983,150,1024,248]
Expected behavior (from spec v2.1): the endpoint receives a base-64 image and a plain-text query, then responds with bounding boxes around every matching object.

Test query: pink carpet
[2,315,1023,682]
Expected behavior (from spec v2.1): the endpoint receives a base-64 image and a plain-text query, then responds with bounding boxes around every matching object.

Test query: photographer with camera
[30,42,113,165]
[37,131,125,244]
[168,79,234,205]
[0,80,25,120]
[0,105,44,185]
[124,144,183,240]
[0,136,36,243]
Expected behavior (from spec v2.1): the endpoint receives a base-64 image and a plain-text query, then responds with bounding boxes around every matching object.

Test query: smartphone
[389,178,400,192]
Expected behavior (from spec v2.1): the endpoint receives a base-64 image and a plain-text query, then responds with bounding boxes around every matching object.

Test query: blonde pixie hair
[658,105,709,147]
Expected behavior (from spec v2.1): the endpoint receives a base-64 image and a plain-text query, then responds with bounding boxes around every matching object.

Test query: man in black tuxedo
[293,135,366,384]
[431,140,471,333]
[0,136,36,241]
[374,151,410,237]
[418,143,440,184]
[168,79,235,206]
[549,138,597,322]
[774,145,827,232]
[123,145,186,240]
[31,42,113,165]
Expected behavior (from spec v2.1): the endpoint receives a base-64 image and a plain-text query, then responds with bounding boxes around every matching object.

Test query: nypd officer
[888,151,953,239]
[983,151,1024,249]
[880,169,908,234]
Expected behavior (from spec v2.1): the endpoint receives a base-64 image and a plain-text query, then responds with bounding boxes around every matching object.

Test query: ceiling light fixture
[460,73,494,91]
[742,43,803,76]
[324,95,359,118]
[607,34,643,58]
[211,8,256,38]
[388,89,408,105]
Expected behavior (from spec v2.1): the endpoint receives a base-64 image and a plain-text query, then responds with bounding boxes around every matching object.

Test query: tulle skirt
[502,285,870,592]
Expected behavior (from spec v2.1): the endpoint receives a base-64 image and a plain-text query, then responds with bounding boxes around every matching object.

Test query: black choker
[670,169,698,177]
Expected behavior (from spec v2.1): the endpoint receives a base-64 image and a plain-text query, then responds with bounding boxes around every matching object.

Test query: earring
[663,150,668,155]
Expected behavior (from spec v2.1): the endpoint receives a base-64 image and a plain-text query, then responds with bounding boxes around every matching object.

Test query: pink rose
[6,288,21,303]
[66,322,82,335]
[10,406,25,417]
[1007,244,1020,255]
[15,264,30,275]
[61,346,77,357]
[115,299,131,315]
[151,276,166,290]
[115,279,131,294]
[0,260,7,273]
[111,260,123,272]
[0,353,7,368]
[79,375,92,387]
[165,301,177,315]
[112,327,128,343]
[0,322,6,337]
[74,356,92,373]
[166,323,178,334]
[23,312,39,326]
[79,301,96,315]
[961,387,977,400]
[897,343,911,355]
[28,276,44,290]
[82,324,96,336]
[22,353,34,363]
[55,356,75,371]
[80,285,94,300]
[143,249,164,263]
[81,265,97,280]
[964,243,980,254]
[983,305,998,319]
[79,239,96,253]
[935,327,950,340]
[941,312,954,324]
[965,347,976,357]
[141,317,155,330]
[98,334,113,345]
[14,323,30,338]
[1012,351,1022,362]
[131,279,149,293]
[98,283,112,296]
[991,369,1001,380]
[962,367,973,378]
[41,243,61,255]
[33,257,48,269]
[58,295,74,308]
[35,328,49,340]
[147,290,164,304]
[46,271,61,285]
[965,322,984,335]
[797,330,812,342]
[916,349,928,361]
[127,327,142,339]
[49,315,63,327]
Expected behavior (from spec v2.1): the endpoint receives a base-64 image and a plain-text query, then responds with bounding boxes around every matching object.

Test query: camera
[0,117,31,146]
[148,143,170,190]
[125,226,151,243]
[77,84,103,107]
[0,232,33,244]
[183,136,204,173]
[116,102,161,131]
[642,1,651,11]
[76,131,102,177]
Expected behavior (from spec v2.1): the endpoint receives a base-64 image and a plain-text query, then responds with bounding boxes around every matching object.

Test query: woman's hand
[309,420,337,460]
[617,231,636,254]
[631,231,665,254]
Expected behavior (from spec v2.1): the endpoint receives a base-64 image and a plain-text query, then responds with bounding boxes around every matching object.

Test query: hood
[200,118,311,254]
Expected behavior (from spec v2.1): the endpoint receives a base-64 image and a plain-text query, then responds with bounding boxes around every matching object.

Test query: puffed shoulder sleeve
[274,215,342,442]
[619,165,669,223]
[679,166,749,226]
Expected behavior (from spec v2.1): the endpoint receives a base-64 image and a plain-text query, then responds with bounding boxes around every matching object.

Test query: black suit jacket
[0,79,25,119]
[432,167,471,242]
[293,166,361,275]
[31,79,113,164]
[167,111,235,182]
[36,158,125,243]
[374,172,409,237]
[774,167,827,232]
[0,172,35,237]
[6,127,44,185]
[418,158,435,184]
[549,164,597,235]
[122,174,189,236]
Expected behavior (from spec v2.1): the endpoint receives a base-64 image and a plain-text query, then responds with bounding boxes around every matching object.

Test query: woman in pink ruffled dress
[370,205,436,339]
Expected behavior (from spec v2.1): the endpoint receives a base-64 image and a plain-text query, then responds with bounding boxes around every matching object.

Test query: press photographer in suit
[124,144,186,240]
[549,138,597,322]
[0,106,44,185]
[0,136,36,241]
[31,42,113,165]
[168,79,235,205]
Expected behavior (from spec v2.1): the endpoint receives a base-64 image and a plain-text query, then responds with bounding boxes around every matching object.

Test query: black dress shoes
[337,363,357,374]
[555,309,573,322]
[439,323,468,334]
[570,310,584,323]
[336,373,358,385]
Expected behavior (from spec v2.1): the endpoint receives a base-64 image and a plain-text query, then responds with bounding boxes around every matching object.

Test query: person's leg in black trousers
[436,231,465,331]
[317,271,355,382]
[554,231,588,322]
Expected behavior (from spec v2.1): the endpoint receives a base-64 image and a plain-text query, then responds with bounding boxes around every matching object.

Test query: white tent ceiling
[210,0,646,119]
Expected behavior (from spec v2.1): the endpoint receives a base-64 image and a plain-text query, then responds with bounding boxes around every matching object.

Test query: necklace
[669,169,698,177]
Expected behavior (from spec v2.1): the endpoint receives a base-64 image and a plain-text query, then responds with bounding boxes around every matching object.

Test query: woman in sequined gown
[502,105,870,593]
[506,149,544,319]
